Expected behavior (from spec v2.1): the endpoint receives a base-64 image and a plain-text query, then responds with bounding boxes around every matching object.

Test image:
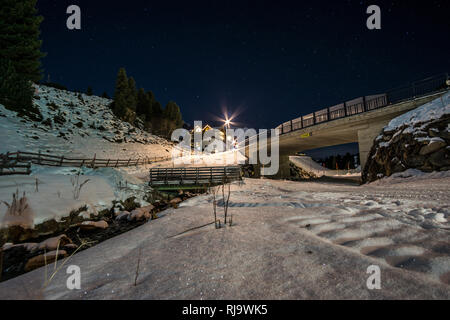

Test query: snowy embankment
[1,177,448,299]
[0,85,173,228]
[363,91,450,182]
[289,156,360,178]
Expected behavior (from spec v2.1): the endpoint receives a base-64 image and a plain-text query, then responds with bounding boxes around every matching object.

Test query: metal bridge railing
[277,72,449,135]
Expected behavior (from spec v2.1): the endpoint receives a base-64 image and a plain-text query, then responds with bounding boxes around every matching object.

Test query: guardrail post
[343,102,347,117]
[362,96,367,112]
[327,107,330,121]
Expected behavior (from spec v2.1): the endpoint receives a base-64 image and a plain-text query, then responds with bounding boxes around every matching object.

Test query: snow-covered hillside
[0,84,172,159]
[0,85,175,228]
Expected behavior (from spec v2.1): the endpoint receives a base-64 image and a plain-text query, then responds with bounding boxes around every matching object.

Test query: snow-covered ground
[1,176,448,299]
[0,165,157,228]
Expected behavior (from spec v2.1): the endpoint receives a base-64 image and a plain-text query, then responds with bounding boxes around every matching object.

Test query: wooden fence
[0,154,31,175]
[0,151,171,174]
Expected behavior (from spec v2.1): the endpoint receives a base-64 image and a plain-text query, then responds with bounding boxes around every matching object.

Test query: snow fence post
[91,153,96,168]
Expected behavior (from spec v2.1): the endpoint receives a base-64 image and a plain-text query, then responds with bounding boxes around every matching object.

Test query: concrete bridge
[245,73,450,178]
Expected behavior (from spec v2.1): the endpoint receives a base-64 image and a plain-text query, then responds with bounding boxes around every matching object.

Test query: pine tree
[0,59,36,117]
[165,101,183,128]
[0,0,45,83]
[127,77,137,111]
[113,68,129,118]
[136,88,148,116]
[86,86,93,96]
[146,91,155,119]
[152,101,163,118]
[151,101,164,135]
[160,101,183,136]
[102,91,110,99]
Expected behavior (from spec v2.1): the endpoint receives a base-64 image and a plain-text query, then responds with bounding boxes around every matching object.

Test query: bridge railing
[277,72,449,135]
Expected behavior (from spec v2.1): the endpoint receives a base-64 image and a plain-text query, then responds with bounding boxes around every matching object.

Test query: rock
[363,114,450,183]
[1,242,14,250]
[115,211,130,221]
[428,128,440,137]
[438,130,450,140]
[419,138,446,155]
[128,205,154,221]
[80,220,108,231]
[25,250,67,272]
[2,242,38,252]
[170,197,182,206]
[289,163,317,180]
[404,154,426,167]
[429,149,450,167]
[37,234,72,252]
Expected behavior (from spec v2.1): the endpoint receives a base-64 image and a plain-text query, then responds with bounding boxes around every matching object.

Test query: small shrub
[53,112,66,125]
[47,101,58,111]
[41,118,52,127]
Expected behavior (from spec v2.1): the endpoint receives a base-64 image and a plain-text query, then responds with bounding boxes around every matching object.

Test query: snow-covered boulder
[363,91,450,182]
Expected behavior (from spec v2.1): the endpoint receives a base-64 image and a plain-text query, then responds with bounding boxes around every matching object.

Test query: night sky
[37,0,450,131]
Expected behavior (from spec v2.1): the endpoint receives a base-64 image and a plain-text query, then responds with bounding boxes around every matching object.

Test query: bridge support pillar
[277,154,291,179]
[257,154,291,179]
[357,120,390,170]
